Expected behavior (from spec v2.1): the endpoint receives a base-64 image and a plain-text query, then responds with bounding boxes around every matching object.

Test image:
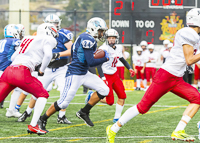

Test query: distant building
[0,0,9,5]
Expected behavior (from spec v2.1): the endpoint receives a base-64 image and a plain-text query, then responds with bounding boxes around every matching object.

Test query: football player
[132,46,146,90]
[0,23,58,135]
[139,40,149,89]
[17,14,73,124]
[145,44,158,91]
[37,17,109,132]
[0,24,21,110]
[107,8,200,142]
[160,39,170,63]
[85,29,134,123]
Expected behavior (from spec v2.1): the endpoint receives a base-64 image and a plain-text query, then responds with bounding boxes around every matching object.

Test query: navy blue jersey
[0,38,20,71]
[53,28,73,59]
[66,32,107,76]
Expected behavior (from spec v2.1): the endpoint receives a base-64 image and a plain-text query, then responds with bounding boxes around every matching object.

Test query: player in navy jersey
[38,17,109,132]
[0,24,20,109]
[17,14,73,124]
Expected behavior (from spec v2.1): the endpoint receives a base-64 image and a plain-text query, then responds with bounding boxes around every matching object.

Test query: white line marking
[1,135,197,139]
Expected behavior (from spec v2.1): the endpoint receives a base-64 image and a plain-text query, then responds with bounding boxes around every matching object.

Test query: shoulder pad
[59,29,74,41]
[179,27,199,46]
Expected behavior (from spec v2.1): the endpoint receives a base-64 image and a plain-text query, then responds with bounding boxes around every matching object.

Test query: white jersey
[11,35,57,72]
[132,54,145,67]
[162,49,170,58]
[142,49,149,57]
[99,43,123,74]
[146,51,159,68]
[117,51,130,67]
[162,27,200,77]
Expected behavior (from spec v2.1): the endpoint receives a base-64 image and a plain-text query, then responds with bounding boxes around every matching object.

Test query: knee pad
[54,101,61,111]
[97,92,106,99]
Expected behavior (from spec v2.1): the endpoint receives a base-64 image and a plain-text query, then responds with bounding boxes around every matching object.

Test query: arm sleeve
[179,29,199,46]
[84,48,107,67]
[11,48,20,62]
[119,57,131,70]
[97,64,104,78]
[40,47,53,72]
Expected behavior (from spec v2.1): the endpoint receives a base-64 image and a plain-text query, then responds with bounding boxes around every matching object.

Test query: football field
[0,87,200,143]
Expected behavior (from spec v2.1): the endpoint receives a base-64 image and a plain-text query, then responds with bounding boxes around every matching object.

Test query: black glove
[38,70,44,76]
[51,52,60,62]
[187,66,193,74]
[35,64,41,72]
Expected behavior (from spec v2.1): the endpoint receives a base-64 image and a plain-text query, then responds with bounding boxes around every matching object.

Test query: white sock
[198,82,200,87]
[136,79,141,88]
[114,103,124,119]
[59,110,66,118]
[174,115,191,132]
[30,97,47,127]
[143,79,147,88]
[9,90,21,111]
[118,105,139,126]
[26,106,33,115]
[111,123,121,133]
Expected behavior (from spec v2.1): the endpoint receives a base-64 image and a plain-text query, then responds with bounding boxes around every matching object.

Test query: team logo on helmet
[94,20,101,27]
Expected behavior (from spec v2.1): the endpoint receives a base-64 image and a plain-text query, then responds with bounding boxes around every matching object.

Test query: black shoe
[76,109,94,127]
[198,87,200,91]
[0,100,4,108]
[57,115,72,124]
[37,117,49,133]
[135,87,140,91]
[18,111,32,122]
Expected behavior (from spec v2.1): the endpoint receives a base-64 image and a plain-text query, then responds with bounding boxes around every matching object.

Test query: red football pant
[135,66,144,80]
[137,68,200,114]
[146,67,156,82]
[194,64,200,80]
[0,65,49,102]
[104,72,126,105]
[117,67,124,80]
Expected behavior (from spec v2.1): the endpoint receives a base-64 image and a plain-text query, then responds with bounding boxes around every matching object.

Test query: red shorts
[137,68,200,114]
[146,67,156,82]
[194,64,200,80]
[0,65,49,102]
[117,66,124,80]
[135,66,144,80]
[104,72,126,105]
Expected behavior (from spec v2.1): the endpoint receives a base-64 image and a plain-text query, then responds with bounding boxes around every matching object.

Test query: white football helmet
[4,24,20,39]
[44,14,62,30]
[163,39,170,45]
[16,24,25,40]
[140,41,148,47]
[168,43,173,48]
[105,29,119,46]
[37,23,58,38]
[86,17,108,41]
[136,46,143,52]
[147,44,154,50]
[187,8,200,27]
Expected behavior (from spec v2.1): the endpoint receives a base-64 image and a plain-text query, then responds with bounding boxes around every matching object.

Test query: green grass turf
[0,86,200,143]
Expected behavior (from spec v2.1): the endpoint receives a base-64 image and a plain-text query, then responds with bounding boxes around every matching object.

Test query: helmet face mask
[147,44,154,53]
[4,24,20,39]
[16,24,25,40]
[37,23,58,38]
[105,29,119,47]
[86,17,108,41]
[44,14,62,30]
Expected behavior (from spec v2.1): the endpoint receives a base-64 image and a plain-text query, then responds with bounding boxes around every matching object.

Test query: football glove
[103,50,110,60]
[51,52,60,62]
[35,64,41,72]
[38,70,44,76]
[129,69,135,77]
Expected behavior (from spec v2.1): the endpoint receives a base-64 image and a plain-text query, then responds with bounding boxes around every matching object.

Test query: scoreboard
[109,0,199,45]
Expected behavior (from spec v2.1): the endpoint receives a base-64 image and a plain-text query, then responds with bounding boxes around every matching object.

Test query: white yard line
[1,135,198,139]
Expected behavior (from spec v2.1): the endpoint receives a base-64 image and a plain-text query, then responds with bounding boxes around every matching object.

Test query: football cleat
[37,117,49,133]
[76,109,94,127]
[18,111,32,122]
[85,90,93,104]
[171,130,195,141]
[0,100,4,108]
[197,121,200,140]
[106,125,116,143]
[6,108,22,118]
[113,118,119,123]
[57,115,72,124]
[27,125,46,135]
[198,87,200,91]
[135,87,140,91]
